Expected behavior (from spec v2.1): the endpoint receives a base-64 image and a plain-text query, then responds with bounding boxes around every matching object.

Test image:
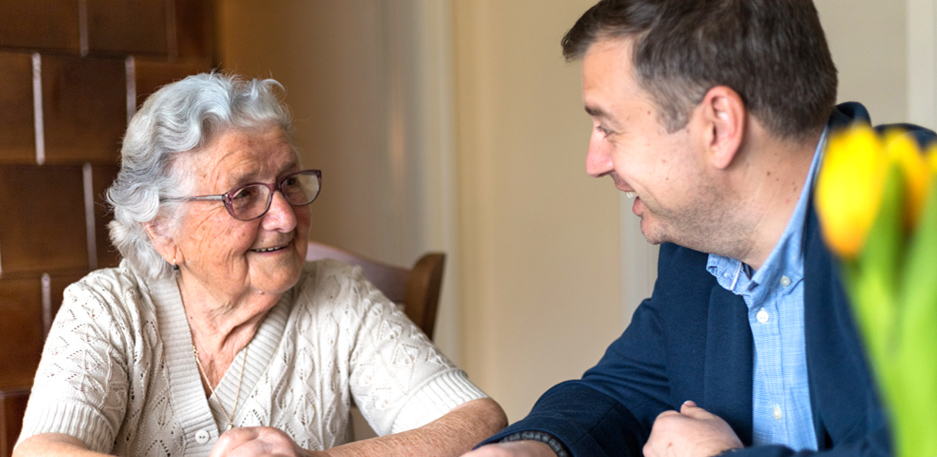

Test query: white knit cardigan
[17,259,486,456]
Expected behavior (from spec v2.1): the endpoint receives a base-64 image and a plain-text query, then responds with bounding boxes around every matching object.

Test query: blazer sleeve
[479,283,675,456]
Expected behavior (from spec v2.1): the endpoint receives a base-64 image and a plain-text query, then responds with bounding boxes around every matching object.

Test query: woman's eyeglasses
[165,169,322,221]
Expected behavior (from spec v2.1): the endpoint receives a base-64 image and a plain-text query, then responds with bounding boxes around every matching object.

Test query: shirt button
[780,275,792,287]
[756,308,769,323]
[773,405,783,420]
[195,429,211,444]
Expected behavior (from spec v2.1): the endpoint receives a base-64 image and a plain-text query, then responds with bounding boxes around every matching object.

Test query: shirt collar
[707,126,829,299]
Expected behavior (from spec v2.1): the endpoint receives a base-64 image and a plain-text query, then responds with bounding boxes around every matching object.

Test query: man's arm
[467,244,705,457]
[463,440,558,457]
[468,283,678,456]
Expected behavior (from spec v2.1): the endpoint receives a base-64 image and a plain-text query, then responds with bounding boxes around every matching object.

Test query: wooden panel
[0,271,83,455]
[0,278,44,389]
[174,0,214,60]
[0,272,84,456]
[0,52,34,164]
[0,388,30,457]
[133,58,209,109]
[92,165,121,269]
[0,166,88,275]
[0,0,81,53]
[41,55,125,164]
[86,0,168,56]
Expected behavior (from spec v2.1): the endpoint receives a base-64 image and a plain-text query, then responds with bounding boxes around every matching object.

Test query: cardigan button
[195,429,211,444]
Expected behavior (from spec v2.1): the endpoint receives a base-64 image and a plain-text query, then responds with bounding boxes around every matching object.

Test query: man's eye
[596,125,612,137]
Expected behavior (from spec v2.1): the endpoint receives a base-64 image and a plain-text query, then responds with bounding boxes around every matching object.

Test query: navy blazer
[482,103,936,456]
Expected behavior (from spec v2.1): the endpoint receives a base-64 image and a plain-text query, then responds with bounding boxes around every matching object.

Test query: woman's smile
[251,245,287,253]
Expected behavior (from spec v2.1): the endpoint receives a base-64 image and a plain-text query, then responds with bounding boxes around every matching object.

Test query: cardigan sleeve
[17,275,134,452]
[330,262,487,436]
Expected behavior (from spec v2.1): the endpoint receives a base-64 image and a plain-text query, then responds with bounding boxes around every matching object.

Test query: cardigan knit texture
[18,258,486,456]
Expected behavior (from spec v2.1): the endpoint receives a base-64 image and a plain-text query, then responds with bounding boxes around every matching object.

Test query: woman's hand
[209,427,325,457]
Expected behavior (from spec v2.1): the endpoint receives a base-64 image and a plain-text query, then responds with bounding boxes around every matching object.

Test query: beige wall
[452,0,623,421]
[816,0,908,125]
[216,1,415,264]
[217,0,920,427]
[216,0,465,359]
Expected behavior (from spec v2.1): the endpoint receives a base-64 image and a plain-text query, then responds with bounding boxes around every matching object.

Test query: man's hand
[461,440,557,457]
[209,427,323,457]
[644,401,743,457]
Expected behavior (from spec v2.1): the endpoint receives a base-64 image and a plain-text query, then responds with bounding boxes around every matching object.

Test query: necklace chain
[193,344,248,431]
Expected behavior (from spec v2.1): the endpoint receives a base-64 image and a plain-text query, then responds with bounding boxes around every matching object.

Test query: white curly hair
[106,72,293,279]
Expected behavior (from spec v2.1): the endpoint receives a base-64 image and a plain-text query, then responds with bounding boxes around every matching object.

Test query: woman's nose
[261,190,298,232]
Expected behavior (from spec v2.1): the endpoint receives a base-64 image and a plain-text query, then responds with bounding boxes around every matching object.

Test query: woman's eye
[231,186,259,200]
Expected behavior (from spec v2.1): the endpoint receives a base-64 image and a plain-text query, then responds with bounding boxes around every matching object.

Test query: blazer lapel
[704,285,755,445]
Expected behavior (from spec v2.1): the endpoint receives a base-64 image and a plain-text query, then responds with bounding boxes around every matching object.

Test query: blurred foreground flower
[816,124,937,457]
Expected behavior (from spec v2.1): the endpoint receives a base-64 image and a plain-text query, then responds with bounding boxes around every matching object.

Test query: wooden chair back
[305,241,445,339]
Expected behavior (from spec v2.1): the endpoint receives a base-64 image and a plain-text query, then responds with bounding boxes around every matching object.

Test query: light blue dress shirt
[706,128,828,450]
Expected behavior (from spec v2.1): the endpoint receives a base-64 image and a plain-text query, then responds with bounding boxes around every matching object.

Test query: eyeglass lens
[227,170,320,220]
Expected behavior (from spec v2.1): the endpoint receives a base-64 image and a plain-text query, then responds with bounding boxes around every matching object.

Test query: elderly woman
[14,73,506,457]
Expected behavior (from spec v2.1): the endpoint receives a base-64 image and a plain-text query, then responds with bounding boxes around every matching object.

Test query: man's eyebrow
[585,105,622,127]
[584,105,608,118]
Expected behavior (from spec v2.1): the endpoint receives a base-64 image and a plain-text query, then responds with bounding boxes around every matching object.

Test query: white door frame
[909,0,937,130]
[620,197,658,328]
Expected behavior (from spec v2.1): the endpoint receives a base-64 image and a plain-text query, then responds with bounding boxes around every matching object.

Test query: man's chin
[641,233,665,246]
[638,219,666,246]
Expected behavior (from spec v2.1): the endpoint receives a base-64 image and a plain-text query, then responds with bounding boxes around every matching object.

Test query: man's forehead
[583,36,634,63]
[581,38,640,121]
[582,38,636,90]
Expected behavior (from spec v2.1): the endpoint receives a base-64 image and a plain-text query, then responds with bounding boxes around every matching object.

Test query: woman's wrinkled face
[170,125,310,301]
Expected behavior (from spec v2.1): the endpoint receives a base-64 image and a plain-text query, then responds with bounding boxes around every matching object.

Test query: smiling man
[463,0,935,456]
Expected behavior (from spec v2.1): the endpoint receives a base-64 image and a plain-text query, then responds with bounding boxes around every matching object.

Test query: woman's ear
[143,221,181,266]
[696,86,746,170]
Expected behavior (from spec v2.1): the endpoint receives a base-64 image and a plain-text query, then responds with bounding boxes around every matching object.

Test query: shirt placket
[745,284,786,445]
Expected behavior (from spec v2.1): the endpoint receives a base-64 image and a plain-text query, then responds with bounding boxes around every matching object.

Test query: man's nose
[586,133,614,178]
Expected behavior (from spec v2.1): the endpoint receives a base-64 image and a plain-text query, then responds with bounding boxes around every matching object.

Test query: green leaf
[890,181,937,457]
[850,164,905,368]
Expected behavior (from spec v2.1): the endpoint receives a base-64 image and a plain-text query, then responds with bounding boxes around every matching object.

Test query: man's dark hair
[562,0,838,142]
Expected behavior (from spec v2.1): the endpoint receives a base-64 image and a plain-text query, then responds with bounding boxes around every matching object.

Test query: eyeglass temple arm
[161,194,226,203]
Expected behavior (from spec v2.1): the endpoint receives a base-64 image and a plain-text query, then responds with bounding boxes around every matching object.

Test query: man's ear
[143,221,181,265]
[696,86,746,170]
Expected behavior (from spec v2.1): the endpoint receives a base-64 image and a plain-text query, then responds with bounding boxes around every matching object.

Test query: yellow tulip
[929,143,937,172]
[816,125,888,260]
[884,130,932,229]
[828,128,937,457]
